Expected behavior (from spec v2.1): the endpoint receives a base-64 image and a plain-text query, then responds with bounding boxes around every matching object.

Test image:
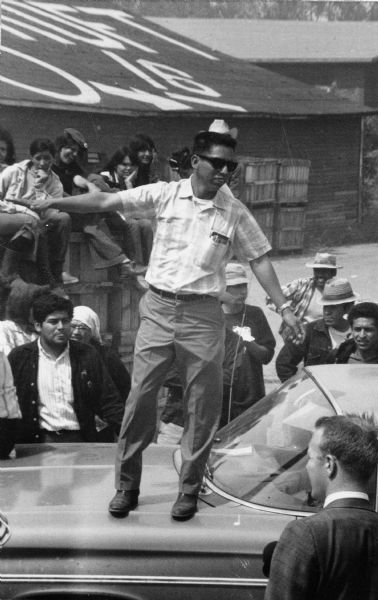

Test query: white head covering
[73,306,101,342]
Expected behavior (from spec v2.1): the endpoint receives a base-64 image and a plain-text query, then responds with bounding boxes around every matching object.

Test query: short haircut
[192,131,237,155]
[29,138,55,157]
[348,302,378,328]
[32,293,73,325]
[315,414,378,482]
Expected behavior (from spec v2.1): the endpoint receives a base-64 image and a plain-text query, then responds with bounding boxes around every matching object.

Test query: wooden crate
[64,232,107,283]
[275,206,306,251]
[237,157,279,183]
[277,181,309,204]
[243,181,276,208]
[237,157,279,207]
[251,204,275,246]
[278,159,311,182]
[277,159,311,205]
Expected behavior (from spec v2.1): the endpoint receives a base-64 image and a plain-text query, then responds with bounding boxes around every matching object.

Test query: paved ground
[246,242,378,392]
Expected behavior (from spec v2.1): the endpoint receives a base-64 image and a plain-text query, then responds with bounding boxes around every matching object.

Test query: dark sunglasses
[197,154,238,173]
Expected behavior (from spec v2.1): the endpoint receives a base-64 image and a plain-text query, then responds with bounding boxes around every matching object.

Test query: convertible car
[1,364,377,600]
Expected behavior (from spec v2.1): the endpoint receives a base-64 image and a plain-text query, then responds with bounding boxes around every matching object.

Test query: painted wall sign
[0,0,247,113]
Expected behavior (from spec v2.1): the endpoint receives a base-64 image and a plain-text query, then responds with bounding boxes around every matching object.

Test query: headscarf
[73,305,101,342]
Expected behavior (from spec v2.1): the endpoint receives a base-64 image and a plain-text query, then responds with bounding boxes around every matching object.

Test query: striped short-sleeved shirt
[118,178,271,295]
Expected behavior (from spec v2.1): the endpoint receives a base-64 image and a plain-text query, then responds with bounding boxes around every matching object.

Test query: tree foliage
[123,1,378,20]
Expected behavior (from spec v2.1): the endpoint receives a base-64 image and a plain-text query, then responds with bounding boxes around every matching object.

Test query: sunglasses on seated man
[196,154,238,173]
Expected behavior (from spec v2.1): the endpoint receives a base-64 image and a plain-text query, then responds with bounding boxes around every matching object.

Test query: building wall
[0,104,361,240]
[261,62,366,105]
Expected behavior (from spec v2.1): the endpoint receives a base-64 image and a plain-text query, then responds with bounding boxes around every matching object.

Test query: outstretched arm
[250,254,304,342]
[31,189,123,214]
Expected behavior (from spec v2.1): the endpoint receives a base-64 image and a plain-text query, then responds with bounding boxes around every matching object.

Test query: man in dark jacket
[333,301,378,364]
[265,414,378,600]
[276,278,357,382]
[8,293,124,444]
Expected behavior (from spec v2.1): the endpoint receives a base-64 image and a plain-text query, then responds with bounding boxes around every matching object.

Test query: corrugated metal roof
[0,2,373,116]
[148,17,378,63]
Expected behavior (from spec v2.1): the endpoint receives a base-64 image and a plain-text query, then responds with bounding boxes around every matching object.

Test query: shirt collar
[179,177,228,210]
[324,491,369,507]
[37,337,70,362]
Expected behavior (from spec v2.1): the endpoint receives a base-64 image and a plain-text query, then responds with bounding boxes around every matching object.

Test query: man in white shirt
[31,128,303,521]
[265,414,378,600]
[8,293,124,444]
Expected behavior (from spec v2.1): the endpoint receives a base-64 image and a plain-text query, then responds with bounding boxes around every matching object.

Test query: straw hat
[319,278,358,306]
[225,263,248,286]
[305,252,342,270]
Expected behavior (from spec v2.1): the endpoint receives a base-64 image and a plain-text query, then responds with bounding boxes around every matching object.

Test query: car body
[1,364,377,600]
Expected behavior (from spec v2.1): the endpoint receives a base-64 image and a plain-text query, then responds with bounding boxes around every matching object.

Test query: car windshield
[207,371,335,513]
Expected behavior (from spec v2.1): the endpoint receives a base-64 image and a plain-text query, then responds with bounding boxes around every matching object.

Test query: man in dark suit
[8,292,124,444]
[265,414,378,600]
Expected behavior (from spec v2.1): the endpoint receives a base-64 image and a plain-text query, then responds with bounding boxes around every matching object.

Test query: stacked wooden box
[238,157,311,252]
[64,232,142,372]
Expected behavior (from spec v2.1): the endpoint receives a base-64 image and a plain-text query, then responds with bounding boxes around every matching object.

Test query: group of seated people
[0,126,177,291]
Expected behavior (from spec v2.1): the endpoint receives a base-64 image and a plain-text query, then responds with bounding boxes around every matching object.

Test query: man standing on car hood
[31,123,303,521]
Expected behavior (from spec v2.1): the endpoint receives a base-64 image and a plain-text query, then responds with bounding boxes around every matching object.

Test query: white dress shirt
[324,491,369,507]
[37,339,80,431]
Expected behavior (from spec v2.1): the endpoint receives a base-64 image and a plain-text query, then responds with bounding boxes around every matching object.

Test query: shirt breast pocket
[194,230,231,272]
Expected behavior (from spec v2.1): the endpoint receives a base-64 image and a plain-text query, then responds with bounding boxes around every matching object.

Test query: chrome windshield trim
[205,478,315,518]
[1,574,267,587]
[303,367,343,415]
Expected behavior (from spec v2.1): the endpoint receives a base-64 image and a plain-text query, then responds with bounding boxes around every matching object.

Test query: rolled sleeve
[233,205,271,261]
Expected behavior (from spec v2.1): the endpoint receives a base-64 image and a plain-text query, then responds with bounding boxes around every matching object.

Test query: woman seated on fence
[88,146,154,267]
[0,127,16,174]
[0,138,71,289]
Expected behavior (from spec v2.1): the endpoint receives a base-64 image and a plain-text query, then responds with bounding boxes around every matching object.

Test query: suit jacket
[265,498,378,600]
[8,339,125,443]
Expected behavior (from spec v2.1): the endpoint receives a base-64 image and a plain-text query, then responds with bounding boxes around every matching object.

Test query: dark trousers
[115,290,225,495]
[44,211,71,283]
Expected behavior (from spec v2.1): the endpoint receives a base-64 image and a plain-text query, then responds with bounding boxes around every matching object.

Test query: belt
[149,285,213,302]
[39,428,81,437]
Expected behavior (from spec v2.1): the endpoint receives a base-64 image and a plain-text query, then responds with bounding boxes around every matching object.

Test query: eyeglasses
[197,155,238,173]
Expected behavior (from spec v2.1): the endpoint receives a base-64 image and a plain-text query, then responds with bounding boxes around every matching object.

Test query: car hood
[0,443,291,554]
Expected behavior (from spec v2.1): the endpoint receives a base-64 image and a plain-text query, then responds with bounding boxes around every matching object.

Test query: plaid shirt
[266,277,316,336]
[118,178,271,295]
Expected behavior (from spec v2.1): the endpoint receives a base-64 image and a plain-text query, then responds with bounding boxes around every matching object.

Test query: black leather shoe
[171,493,198,521]
[108,489,139,518]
